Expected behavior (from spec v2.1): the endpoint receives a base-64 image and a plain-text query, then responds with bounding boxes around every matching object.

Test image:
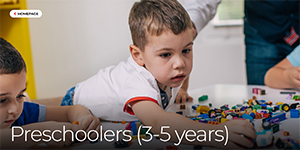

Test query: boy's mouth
[5,119,15,124]
[171,74,186,82]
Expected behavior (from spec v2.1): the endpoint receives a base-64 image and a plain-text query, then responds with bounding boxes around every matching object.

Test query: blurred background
[1,0,246,99]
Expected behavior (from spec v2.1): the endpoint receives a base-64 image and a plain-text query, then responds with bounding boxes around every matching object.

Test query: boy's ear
[129,44,144,66]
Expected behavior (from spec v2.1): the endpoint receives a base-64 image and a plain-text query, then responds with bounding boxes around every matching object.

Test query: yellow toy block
[196,105,210,114]
[220,118,228,123]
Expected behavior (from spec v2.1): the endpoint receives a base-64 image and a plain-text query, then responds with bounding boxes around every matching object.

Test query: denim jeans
[61,87,75,106]
[244,18,293,85]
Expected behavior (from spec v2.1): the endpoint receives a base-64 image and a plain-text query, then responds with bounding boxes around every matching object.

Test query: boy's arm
[45,105,101,131]
[175,77,193,103]
[265,58,300,89]
[131,101,256,149]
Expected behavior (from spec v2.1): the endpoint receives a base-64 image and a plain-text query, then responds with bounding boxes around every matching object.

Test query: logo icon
[10,10,42,18]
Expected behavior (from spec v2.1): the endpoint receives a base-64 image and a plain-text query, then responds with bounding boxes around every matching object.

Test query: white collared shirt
[73,56,180,121]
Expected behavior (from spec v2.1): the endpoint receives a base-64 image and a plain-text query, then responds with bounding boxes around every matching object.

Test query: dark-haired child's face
[0,70,26,129]
[141,29,194,89]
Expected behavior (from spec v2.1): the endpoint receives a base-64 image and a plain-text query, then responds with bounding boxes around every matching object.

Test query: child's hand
[175,88,193,104]
[287,66,300,89]
[76,115,101,139]
[215,120,256,149]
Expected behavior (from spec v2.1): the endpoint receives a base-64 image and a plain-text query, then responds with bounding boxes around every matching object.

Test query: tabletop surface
[57,84,300,149]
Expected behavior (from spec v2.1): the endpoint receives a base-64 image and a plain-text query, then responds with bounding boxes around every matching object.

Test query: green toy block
[198,95,208,102]
[292,95,299,100]
[253,104,262,110]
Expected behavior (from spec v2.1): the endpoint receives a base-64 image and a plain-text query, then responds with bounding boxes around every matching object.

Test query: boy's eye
[0,99,7,103]
[182,49,191,53]
[160,53,171,57]
[17,94,26,99]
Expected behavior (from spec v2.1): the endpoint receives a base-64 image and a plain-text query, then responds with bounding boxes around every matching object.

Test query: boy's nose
[7,100,20,116]
[173,56,185,69]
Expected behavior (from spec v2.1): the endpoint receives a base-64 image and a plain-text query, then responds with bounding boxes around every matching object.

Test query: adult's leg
[244,19,293,85]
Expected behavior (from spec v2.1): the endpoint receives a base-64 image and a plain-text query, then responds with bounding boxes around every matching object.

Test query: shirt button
[162,97,165,100]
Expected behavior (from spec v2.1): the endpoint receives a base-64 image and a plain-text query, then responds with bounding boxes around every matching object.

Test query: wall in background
[27,0,246,99]
[190,23,246,91]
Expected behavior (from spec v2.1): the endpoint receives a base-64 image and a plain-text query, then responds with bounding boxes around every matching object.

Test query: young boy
[265,45,300,89]
[0,38,101,148]
[62,0,255,148]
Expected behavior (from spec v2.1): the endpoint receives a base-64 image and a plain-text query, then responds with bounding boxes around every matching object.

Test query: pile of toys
[189,91,300,149]
[117,90,300,149]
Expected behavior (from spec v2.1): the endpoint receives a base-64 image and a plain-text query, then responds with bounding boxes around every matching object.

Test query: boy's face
[0,70,26,129]
[141,29,193,88]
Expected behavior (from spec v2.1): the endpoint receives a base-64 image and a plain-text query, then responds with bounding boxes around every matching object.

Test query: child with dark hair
[61,0,256,148]
[0,38,101,148]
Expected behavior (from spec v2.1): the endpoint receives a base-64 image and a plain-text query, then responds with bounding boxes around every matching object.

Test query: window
[212,0,244,26]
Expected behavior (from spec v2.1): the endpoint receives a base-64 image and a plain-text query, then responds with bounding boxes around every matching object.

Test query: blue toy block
[131,121,137,135]
[261,104,267,108]
[265,113,286,122]
[192,104,199,110]
[259,100,266,103]
[291,139,300,148]
[198,113,209,119]
[290,109,299,118]
[191,118,197,121]
[242,113,253,122]
[271,111,281,116]
[250,112,255,118]
[198,119,208,123]
[240,106,248,111]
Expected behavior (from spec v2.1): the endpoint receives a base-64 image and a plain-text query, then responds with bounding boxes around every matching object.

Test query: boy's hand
[175,88,193,104]
[287,66,300,89]
[76,115,101,139]
[47,122,81,147]
[215,120,256,149]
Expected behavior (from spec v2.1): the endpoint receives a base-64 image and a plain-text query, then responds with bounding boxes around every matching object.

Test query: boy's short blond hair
[129,0,193,51]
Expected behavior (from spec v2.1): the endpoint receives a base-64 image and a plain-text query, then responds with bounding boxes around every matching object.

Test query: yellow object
[248,99,253,106]
[0,0,36,99]
[196,105,210,113]
[220,118,228,123]
[221,111,225,117]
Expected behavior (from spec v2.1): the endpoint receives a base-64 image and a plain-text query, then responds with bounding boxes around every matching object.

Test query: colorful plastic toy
[255,121,273,147]
[198,95,208,102]
[290,109,300,118]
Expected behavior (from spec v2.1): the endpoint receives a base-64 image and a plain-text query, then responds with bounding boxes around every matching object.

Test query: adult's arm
[184,0,221,35]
